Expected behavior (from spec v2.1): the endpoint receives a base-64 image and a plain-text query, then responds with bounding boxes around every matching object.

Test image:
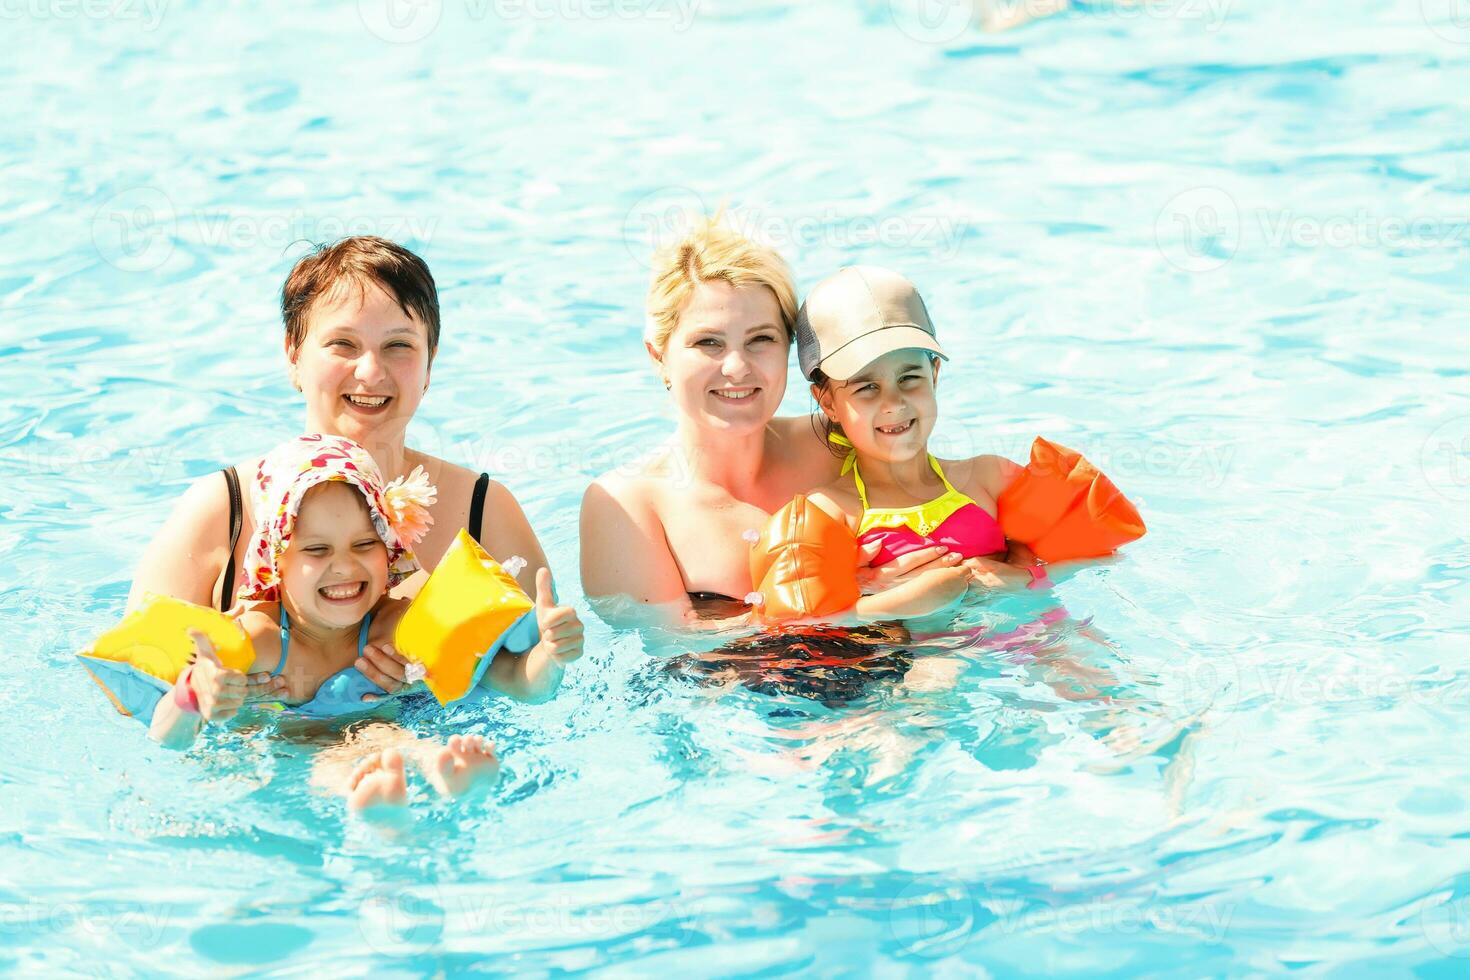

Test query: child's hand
[356,643,413,700]
[187,630,248,722]
[533,567,584,665]
[855,540,963,593]
[217,602,288,703]
[964,557,1033,591]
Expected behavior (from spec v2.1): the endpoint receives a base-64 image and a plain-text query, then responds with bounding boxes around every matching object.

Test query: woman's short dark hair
[281,236,440,354]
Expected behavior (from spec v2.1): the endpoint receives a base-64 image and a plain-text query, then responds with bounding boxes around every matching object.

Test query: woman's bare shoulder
[405,450,481,493]
[589,444,677,498]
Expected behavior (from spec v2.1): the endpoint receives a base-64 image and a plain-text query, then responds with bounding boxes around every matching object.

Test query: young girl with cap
[148,433,584,813]
[798,266,1046,595]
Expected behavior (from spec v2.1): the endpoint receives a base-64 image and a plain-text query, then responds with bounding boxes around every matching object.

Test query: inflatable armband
[748,494,861,622]
[393,528,538,706]
[997,437,1146,562]
[77,595,256,719]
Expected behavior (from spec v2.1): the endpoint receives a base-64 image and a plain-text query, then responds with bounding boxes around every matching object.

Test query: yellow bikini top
[829,433,977,538]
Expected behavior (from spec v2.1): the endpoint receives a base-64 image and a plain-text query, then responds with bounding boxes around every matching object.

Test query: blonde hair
[644,212,798,352]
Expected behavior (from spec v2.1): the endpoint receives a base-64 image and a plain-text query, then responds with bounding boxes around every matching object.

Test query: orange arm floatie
[997,437,1146,563]
[748,494,861,623]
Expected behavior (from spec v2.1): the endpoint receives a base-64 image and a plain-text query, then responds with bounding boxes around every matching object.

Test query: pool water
[4,0,1470,973]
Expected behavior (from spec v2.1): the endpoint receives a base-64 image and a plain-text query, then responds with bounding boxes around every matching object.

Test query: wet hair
[664,623,915,710]
[281,236,440,355]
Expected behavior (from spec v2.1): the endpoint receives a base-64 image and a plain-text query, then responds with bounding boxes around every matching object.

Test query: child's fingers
[534,567,555,609]
[544,620,583,643]
[189,630,221,664]
[363,642,409,666]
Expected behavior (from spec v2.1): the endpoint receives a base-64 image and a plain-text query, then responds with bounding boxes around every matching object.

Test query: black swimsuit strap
[689,591,742,603]
[468,472,490,545]
[220,466,242,612]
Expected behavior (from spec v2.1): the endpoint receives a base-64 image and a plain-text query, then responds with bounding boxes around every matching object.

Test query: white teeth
[877,421,914,434]
[346,395,388,408]
[713,389,755,400]
[320,583,363,599]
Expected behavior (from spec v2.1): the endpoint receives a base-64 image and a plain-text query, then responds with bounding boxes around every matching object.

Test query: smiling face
[815,349,941,467]
[651,280,790,435]
[276,481,389,630]
[288,281,432,449]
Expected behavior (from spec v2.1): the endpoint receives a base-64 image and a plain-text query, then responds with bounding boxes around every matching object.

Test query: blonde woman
[580,217,961,625]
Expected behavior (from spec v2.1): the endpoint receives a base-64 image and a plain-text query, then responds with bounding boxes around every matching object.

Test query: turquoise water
[5,0,1470,973]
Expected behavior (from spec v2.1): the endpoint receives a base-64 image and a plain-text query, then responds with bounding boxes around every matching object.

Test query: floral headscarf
[239,434,436,602]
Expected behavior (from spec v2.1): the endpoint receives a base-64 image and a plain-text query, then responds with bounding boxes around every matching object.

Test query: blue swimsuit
[271,607,390,719]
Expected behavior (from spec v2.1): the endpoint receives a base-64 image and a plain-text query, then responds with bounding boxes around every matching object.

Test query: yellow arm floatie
[77,595,256,720]
[393,528,538,706]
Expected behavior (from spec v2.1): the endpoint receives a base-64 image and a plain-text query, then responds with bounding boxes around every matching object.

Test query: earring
[663,378,671,391]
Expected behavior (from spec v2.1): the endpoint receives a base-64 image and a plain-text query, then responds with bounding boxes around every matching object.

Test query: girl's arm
[147,631,252,749]
[804,490,969,622]
[485,568,585,703]
[855,566,970,620]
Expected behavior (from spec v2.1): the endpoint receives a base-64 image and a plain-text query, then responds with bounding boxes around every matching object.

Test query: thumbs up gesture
[533,567,585,666]
[188,630,248,723]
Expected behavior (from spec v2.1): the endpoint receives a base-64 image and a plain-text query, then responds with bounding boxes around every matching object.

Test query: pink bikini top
[849,453,1007,567]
